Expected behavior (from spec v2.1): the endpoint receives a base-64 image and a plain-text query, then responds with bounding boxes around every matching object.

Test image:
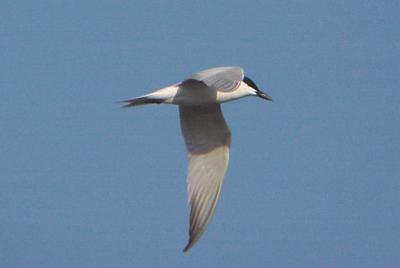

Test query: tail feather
[120,96,163,108]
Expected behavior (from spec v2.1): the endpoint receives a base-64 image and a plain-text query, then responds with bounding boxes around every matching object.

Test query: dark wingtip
[183,232,198,253]
[183,241,193,253]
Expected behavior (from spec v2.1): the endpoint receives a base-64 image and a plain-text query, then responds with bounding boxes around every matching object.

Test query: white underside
[143,82,256,105]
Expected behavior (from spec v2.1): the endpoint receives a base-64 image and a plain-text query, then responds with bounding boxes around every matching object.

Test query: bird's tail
[120,84,180,108]
[120,96,163,108]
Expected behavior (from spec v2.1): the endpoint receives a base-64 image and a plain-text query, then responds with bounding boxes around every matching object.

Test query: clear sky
[1,1,399,267]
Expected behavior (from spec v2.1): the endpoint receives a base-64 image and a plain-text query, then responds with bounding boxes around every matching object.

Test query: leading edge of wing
[187,66,244,91]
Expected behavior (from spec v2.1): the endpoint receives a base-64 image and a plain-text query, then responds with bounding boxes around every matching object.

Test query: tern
[121,66,272,252]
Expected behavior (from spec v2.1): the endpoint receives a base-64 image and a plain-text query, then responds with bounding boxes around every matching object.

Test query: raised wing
[179,104,231,252]
[187,66,244,92]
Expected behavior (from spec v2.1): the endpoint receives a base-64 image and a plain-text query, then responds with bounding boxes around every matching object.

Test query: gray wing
[187,66,244,92]
[179,105,231,252]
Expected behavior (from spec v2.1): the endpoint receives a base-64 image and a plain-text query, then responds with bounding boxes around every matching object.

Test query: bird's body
[122,66,272,252]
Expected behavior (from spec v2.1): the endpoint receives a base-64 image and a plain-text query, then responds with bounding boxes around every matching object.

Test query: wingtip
[183,232,199,253]
[183,241,193,253]
[183,231,203,253]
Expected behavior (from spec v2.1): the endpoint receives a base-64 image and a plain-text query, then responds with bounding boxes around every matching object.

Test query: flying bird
[121,66,272,252]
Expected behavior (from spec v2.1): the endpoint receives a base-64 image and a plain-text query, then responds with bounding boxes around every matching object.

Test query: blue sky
[1,1,399,267]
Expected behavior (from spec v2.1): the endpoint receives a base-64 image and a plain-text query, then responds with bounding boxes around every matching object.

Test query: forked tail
[120,84,180,108]
[120,96,163,108]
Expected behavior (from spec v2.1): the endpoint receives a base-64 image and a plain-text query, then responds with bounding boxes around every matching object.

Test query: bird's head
[243,76,273,101]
